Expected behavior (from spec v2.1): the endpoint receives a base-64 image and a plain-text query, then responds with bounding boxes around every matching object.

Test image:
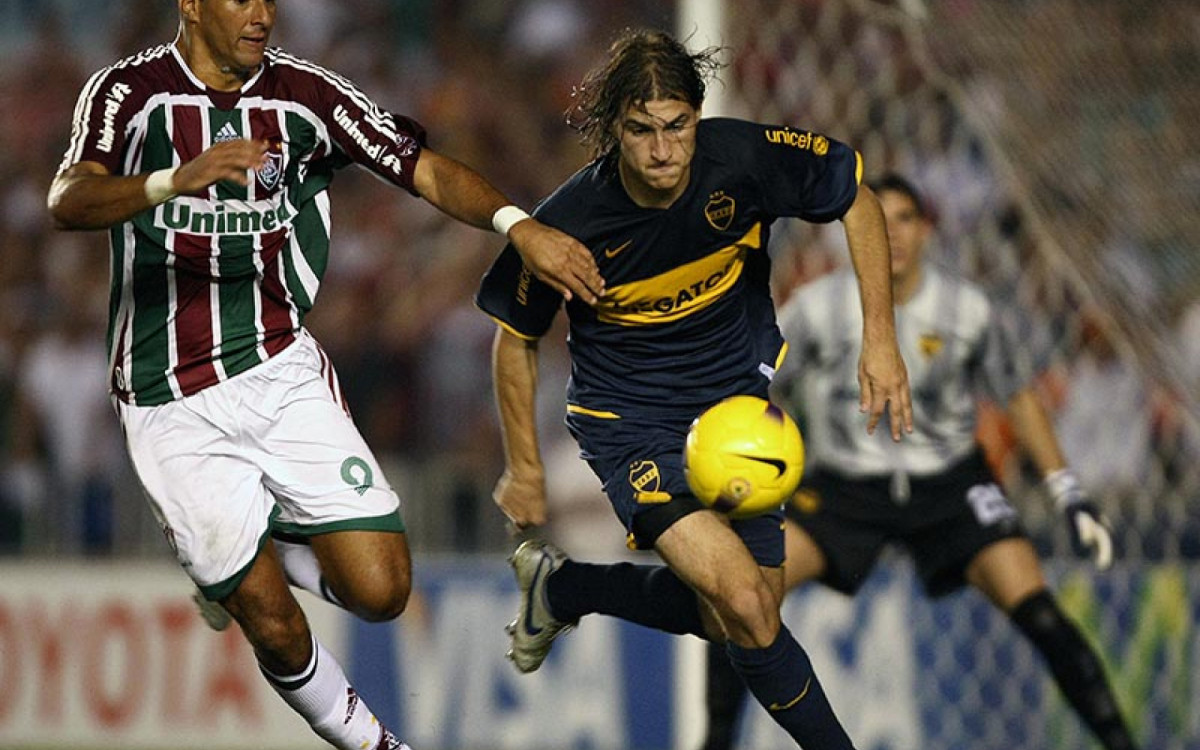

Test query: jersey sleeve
[57,66,148,176]
[475,244,563,339]
[728,119,861,223]
[305,62,427,194]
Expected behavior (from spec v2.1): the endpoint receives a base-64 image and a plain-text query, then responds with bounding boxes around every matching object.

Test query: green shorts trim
[270,509,407,537]
[196,510,406,602]
[197,522,274,602]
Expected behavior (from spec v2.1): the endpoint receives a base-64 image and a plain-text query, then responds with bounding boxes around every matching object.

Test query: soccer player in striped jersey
[46,2,602,749]
[700,174,1139,750]
[477,29,913,750]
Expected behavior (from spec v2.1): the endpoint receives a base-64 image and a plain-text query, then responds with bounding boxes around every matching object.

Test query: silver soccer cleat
[505,539,576,673]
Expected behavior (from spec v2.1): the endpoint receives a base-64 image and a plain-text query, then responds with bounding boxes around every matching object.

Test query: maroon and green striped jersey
[57,44,426,405]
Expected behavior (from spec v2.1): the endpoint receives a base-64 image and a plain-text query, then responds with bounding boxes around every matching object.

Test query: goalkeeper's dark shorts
[785,448,1028,597]
[567,407,785,567]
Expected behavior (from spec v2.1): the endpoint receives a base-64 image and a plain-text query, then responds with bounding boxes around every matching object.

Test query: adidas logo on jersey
[214,122,239,143]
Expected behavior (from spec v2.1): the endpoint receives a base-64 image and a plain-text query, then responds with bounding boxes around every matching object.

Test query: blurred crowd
[0,0,1196,562]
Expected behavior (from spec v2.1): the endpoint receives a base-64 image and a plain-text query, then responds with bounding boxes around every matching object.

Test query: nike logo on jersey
[734,454,787,478]
[603,240,633,259]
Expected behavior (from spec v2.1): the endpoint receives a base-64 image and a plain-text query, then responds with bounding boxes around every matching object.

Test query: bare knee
[344,570,411,622]
[713,579,780,648]
[330,552,412,621]
[314,530,414,622]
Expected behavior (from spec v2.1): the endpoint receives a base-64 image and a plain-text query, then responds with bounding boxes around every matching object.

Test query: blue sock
[545,561,706,636]
[726,625,855,750]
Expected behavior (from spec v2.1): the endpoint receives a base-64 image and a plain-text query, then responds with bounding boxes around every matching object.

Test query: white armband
[491,205,530,237]
[144,167,178,205]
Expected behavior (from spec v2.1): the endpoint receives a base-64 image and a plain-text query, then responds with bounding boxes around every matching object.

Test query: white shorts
[117,330,403,599]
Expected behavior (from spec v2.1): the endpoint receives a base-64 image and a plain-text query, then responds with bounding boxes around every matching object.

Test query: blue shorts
[566,408,784,567]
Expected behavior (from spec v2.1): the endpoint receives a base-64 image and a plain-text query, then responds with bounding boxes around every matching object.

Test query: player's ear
[179,0,200,25]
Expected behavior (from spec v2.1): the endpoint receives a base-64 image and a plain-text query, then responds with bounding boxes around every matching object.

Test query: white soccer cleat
[506,540,575,673]
[192,589,233,632]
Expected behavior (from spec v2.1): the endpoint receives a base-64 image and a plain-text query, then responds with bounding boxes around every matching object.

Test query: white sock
[275,538,345,608]
[261,635,384,750]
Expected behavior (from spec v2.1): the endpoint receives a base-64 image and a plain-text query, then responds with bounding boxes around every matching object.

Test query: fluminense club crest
[257,150,284,191]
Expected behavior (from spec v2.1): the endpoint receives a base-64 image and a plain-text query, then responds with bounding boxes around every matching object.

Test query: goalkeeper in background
[700,173,1138,750]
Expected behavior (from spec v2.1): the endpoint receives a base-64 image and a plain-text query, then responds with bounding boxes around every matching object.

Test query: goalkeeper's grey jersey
[775,265,1031,479]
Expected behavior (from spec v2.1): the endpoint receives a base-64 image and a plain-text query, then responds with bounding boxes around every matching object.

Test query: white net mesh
[711,1,1200,747]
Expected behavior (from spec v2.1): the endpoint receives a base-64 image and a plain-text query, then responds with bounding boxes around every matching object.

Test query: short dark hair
[566,29,723,161]
[867,173,930,218]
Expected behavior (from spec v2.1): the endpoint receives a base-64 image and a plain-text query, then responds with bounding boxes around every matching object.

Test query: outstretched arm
[413,148,604,305]
[841,182,913,439]
[1007,387,1113,569]
[47,139,270,230]
[491,326,549,530]
[1006,387,1069,477]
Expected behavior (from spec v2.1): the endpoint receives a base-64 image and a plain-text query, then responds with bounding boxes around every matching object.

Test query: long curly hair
[566,29,724,162]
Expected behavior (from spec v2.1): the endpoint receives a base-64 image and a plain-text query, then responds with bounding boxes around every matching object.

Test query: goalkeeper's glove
[1044,468,1113,570]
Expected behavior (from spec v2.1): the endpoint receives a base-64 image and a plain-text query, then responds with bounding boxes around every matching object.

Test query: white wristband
[144,167,178,205]
[491,205,530,237]
[1044,468,1082,510]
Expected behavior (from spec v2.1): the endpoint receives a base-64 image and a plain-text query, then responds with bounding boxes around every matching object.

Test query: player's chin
[644,169,684,191]
[236,41,267,64]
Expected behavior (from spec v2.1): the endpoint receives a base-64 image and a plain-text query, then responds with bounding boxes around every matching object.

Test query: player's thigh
[965,537,1047,612]
[572,412,784,567]
[310,529,413,619]
[256,337,405,539]
[261,398,403,530]
[117,395,274,602]
[656,511,750,596]
[783,517,827,591]
[572,419,694,547]
[656,511,780,641]
[248,339,410,617]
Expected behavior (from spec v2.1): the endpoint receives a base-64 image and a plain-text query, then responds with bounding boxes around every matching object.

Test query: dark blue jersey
[476,117,861,418]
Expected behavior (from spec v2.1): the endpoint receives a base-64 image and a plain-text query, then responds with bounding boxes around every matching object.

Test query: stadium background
[0,0,1196,748]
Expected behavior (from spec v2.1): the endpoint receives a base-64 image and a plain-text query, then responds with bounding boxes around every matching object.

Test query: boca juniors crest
[705,191,736,231]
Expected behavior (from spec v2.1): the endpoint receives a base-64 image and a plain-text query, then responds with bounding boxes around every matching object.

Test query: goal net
[682,1,1200,748]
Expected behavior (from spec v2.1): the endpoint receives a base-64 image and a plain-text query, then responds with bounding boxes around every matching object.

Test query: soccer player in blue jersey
[477,29,912,749]
[700,174,1138,750]
[46,2,601,749]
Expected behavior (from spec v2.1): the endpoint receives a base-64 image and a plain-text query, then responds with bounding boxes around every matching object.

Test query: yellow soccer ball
[683,395,805,519]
